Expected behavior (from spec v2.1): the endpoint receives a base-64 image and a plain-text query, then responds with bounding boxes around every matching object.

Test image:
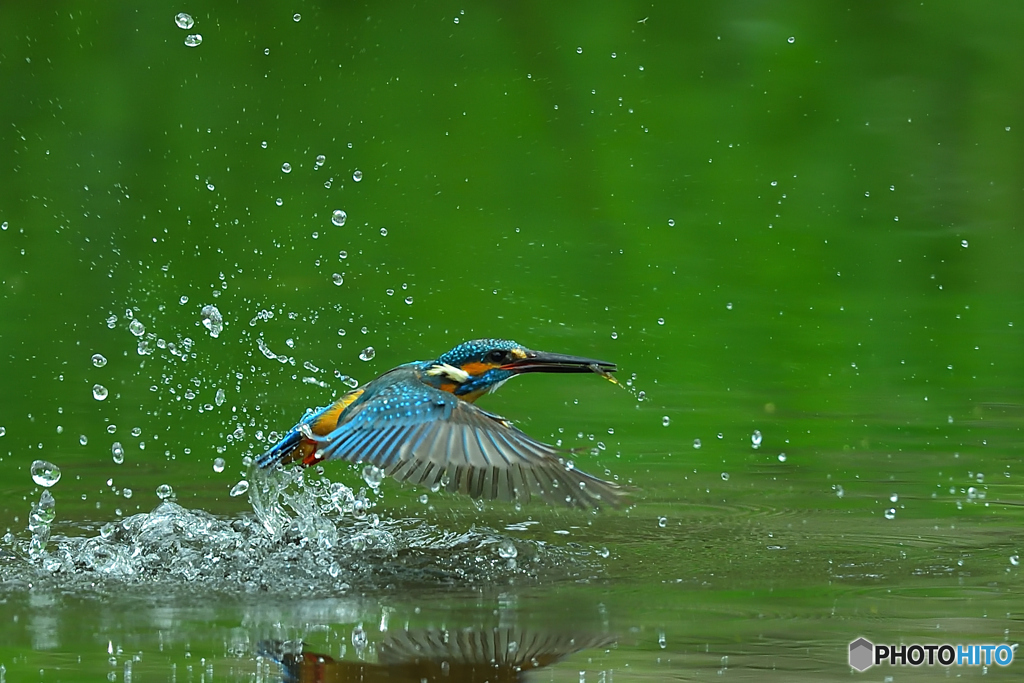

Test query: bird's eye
[487,350,506,363]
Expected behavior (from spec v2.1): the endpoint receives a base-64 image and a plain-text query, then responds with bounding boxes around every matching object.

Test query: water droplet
[275,197,283,206]
[352,169,363,182]
[610,331,618,340]
[293,13,301,22]
[379,227,388,236]
[890,493,899,503]
[281,162,292,174]
[404,296,413,305]
[362,465,384,489]
[668,219,675,227]
[576,46,583,54]
[123,488,133,499]
[184,34,202,48]
[131,427,142,438]
[332,273,344,286]
[751,430,762,448]
[315,154,326,167]
[497,539,518,559]
[92,353,107,367]
[726,302,733,310]
[179,295,189,305]
[359,347,375,361]
[331,209,347,227]
[351,624,367,651]
[662,416,670,427]
[777,453,787,462]
[107,425,116,434]
[657,516,667,528]
[93,384,108,401]
[657,317,665,325]
[0,426,5,437]
[229,480,249,497]
[884,508,896,520]
[1011,555,1020,567]
[213,457,225,473]
[419,494,429,504]
[637,390,646,401]
[961,239,969,248]
[596,546,610,558]
[129,319,145,337]
[200,304,223,338]
[721,472,730,481]
[79,434,88,446]
[215,388,226,406]
[658,632,667,649]
[156,484,175,501]
[111,442,124,464]
[174,12,194,29]
[693,438,701,449]
[31,460,61,487]
[453,16,459,24]
[787,36,795,43]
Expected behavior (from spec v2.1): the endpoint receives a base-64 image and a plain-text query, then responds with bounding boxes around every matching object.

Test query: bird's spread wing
[310,378,623,508]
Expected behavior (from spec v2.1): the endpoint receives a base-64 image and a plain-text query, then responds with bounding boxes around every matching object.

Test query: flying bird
[256,339,623,508]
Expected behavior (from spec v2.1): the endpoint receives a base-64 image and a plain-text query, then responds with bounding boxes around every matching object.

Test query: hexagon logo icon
[849,637,874,671]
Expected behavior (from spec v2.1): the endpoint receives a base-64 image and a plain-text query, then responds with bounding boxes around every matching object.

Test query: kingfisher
[256,339,623,508]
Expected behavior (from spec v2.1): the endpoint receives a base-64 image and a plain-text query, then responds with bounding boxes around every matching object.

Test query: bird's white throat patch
[426,362,471,384]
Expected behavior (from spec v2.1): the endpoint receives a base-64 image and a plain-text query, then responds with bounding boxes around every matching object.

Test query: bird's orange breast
[310,389,364,435]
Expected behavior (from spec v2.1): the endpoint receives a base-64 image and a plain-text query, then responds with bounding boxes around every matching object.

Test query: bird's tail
[255,427,308,470]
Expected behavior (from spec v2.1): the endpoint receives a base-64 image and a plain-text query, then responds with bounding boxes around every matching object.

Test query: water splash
[1,466,591,596]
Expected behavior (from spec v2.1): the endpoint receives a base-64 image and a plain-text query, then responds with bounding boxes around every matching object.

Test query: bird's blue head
[425,338,616,400]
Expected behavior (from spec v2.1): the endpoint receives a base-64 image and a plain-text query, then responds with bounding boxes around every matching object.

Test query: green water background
[1,1,1022,680]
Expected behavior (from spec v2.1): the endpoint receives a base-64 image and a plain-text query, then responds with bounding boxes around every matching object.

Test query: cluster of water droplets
[174,12,202,48]
[27,460,61,559]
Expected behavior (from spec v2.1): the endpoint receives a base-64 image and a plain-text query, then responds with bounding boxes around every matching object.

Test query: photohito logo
[849,637,1015,671]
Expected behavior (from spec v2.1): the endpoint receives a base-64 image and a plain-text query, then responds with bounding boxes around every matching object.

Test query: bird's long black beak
[501,350,617,375]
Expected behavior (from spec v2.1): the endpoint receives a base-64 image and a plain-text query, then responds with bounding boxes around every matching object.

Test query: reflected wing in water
[262,627,615,683]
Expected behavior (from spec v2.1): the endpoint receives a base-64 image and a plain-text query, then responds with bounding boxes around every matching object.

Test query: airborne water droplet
[213,457,225,473]
[359,347,375,361]
[184,34,202,48]
[229,480,249,497]
[129,319,145,337]
[92,353,107,367]
[93,384,108,401]
[156,484,175,501]
[111,442,124,464]
[174,12,194,29]
[332,273,344,286]
[362,465,384,489]
[331,209,347,227]
[31,460,61,487]
[200,304,223,338]
[352,169,363,182]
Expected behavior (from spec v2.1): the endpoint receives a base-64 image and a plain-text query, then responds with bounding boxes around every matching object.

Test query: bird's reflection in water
[263,627,614,683]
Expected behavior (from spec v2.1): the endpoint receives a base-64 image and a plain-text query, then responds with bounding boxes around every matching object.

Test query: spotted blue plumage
[437,338,521,367]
